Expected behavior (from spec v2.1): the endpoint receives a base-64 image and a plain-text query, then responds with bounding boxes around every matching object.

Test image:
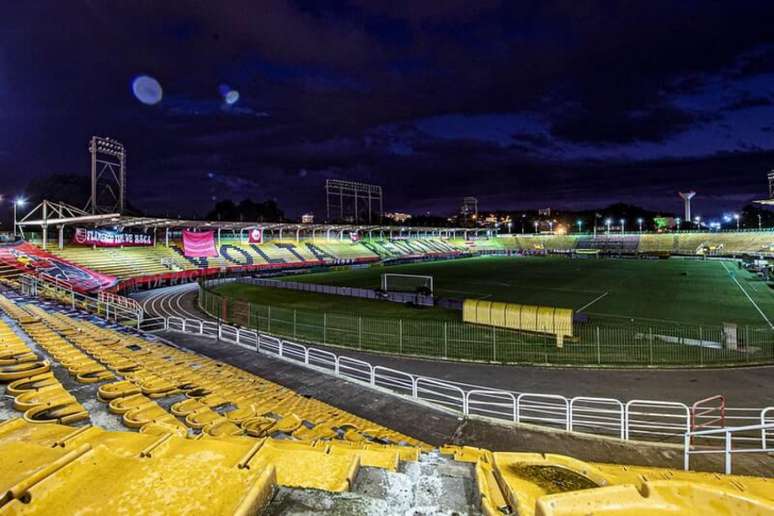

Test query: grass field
[248,256,773,327]
[206,255,774,366]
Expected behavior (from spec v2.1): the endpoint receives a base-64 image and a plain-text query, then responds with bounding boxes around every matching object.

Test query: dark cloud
[1,1,774,218]
[549,104,703,145]
[721,94,772,111]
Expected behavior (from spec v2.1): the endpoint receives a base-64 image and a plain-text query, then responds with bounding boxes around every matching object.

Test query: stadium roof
[16,200,480,234]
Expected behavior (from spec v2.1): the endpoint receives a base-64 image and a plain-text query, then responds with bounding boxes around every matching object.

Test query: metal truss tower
[86,136,126,214]
[325,179,383,224]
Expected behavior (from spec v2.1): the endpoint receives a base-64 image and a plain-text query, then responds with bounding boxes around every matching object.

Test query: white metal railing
[151,315,770,446]
[761,407,774,449]
[684,422,774,474]
[19,274,143,325]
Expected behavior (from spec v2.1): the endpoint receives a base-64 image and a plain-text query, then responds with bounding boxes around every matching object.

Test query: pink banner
[182,230,218,257]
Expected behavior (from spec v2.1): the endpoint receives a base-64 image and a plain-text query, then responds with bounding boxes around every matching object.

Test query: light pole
[758,214,762,230]
[533,220,538,233]
[637,218,643,233]
[620,219,625,235]
[694,215,701,230]
[507,221,512,234]
[734,213,740,230]
[548,220,554,233]
[676,217,681,232]
[13,198,26,239]
[576,219,582,233]
[605,218,611,234]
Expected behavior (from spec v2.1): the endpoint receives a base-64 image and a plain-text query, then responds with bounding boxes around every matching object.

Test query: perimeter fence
[199,278,774,367]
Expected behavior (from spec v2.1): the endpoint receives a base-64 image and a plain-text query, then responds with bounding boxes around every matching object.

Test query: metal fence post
[492,326,496,362]
[544,333,548,363]
[596,327,601,364]
[358,316,362,350]
[323,313,327,344]
[649,327,653,365]
[399,320,403,354]
[444,322,448,359]
[699,326,703,366]
[293,310,297,338]
[267,306,271,333]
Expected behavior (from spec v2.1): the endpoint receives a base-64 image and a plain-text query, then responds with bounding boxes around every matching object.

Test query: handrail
[684,422,774,474]
[569,397,625,439]
[690,395,726,440]
[624,400,690,440]
[154,315,770,445]
[517,393,569,430]
[467,390,517,422]
[761,407,774,449]
[414,376,467,413]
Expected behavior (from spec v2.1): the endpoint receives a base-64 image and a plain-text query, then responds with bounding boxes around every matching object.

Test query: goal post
[381,273,433,295]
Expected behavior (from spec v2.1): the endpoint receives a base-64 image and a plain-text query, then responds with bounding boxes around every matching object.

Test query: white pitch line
[720,261,774,330]
[577,291,609,313]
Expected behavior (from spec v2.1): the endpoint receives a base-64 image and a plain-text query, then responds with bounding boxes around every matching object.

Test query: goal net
[381,273,433,295]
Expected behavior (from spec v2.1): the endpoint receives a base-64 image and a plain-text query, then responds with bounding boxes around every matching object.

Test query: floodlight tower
[678,192,695,224]
[86,136,126,214]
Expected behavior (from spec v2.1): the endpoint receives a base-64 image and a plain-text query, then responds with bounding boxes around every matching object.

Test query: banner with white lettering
[73,228,153,247]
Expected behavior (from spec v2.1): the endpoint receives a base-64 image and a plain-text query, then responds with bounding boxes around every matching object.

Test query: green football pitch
[216,255,774,328]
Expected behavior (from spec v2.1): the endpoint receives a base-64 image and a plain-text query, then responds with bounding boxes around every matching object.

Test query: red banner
[182,230,218,257]
[0,242,118,293]
[247,228,263,244]
[73,227,152,247]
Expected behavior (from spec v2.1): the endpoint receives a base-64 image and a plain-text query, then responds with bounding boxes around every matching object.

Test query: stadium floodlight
[533,220,538,233]
[576,219,582,232]
[620,218,625,234]
[507,221,512,233]
[733,213,740,230]
[637,218,643,232]
[676,217,681,231]
[605,218,612,233]
[12,197,26,238]
[694,216,701,229]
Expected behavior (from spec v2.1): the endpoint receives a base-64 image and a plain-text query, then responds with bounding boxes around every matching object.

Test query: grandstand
[1,288,773,514]
[1,207,772,513]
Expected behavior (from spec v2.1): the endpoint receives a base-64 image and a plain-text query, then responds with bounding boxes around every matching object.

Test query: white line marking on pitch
[720,261,774,330]
[577,291,609,313]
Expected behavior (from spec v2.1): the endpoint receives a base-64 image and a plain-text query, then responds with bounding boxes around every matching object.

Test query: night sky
[2,1,774,219]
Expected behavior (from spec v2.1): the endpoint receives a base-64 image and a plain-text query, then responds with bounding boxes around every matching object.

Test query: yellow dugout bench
[463,299,573,347]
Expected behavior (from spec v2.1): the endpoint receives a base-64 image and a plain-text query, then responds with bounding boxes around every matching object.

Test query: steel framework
[768,170,774,199]
[325,179,382,224]
[86,136,126,214]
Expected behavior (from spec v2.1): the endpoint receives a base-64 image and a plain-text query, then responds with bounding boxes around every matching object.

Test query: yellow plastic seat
[6,372,59,396]
[0,360,51,381]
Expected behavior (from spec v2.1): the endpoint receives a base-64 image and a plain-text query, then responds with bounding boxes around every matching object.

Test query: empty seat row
[441,445,774,516]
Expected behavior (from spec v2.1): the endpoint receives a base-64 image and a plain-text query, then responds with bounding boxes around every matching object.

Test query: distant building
[385,212,412,223]
[301,213,314,224]
[484,213,499,225]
